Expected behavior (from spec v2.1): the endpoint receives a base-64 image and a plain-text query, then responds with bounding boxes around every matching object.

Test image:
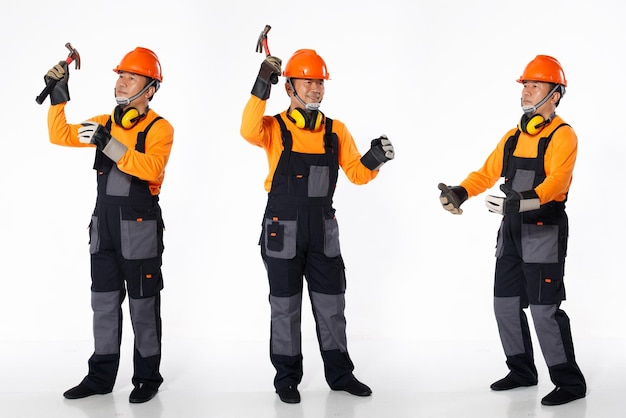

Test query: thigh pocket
[264,218,297,259]
[120,207,160,260]
[538,265,565,303]
[521,224,558,263]
[89,215,100,255]
[126,258,164,298]
[494,219,504,258]
[323,216,341,258]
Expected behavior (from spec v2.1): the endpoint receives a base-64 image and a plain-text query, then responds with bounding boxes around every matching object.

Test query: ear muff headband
[112,105,144,129]
[287,108,323,130]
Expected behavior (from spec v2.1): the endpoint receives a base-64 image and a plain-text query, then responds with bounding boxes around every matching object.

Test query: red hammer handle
[262,38,271,57]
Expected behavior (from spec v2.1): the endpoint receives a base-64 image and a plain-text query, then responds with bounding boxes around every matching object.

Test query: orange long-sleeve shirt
[48,103,174,195]
[240,95,377,192]
[460,115,577,204]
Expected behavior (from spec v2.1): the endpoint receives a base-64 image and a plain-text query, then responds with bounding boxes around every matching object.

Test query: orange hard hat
[283,49,330,80]
[113,47,163,82]
[517,55,566,87]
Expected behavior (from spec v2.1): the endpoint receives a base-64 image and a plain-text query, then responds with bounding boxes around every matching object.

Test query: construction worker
[44,47,174,404]
[438,55,586,406]
[240,49,394,404]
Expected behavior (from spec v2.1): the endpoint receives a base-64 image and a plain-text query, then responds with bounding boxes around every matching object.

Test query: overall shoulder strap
[136,116,163,153]
[93,117,116,171]
[323,117,338,158]
[539,123,570,155]
[274,114,293,151]
[500,129,521,177]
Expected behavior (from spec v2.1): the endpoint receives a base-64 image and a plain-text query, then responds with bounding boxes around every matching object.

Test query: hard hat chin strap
[521,83,562,115]
[115,79,157,106]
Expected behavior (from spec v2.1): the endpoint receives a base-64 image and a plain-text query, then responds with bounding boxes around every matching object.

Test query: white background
[1,0,624,415]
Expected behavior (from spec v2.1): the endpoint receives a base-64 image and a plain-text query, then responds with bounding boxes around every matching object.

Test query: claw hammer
[36,42,81,105]
[256,25,278,85]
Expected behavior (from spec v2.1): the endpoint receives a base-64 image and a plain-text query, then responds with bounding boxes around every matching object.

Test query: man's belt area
[96,194,159,207]
[267,194,333,207]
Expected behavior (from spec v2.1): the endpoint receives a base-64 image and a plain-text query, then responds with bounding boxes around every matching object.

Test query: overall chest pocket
[308,165,330,197]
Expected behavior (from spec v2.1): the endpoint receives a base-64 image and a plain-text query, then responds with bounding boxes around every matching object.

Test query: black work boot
[541,387,585,406]
[129,383,158,404]
[490,373,537,391]
[276,385,300,404]
[331,377,372,396]
[63,381,111,399]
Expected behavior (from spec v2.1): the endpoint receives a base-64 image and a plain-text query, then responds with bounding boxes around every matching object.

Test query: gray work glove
[438,183,468,215]
[44,61,70,105]
[485,183,540,215]
[251,56,282,100]
[78,121,128,163]
[361,135,395,170]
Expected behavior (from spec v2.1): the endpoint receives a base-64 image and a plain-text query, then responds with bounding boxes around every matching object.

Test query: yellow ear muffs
[518,113,546,136]
[287,108,324,130]
[112,105,143,129]
[309,110,323,131]
[288,107,307,129]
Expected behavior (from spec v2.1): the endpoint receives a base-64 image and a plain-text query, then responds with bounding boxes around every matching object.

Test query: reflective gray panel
[92,291,122,355]
[106,165,132,196]
[323,218,341,258]
[310,291,347,352]
[129,296,161,358]
[512,169,535,192]
[270,293,302,356]
[521,224,559,263]
[308,165,330,197]
[494,296,525,356]
[530,304,567,366]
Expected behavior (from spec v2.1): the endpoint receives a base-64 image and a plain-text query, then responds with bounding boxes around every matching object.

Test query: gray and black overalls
[83,116,165,393]
[260,115,355,391]
[493,123,586,396]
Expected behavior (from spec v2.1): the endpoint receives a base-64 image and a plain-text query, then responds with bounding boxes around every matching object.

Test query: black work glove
[251,56,282,100]
[44,61,70,105]
[438,183,468,215]
[361,135,395,170]
[484,183,540,215]
[78,121,128,163]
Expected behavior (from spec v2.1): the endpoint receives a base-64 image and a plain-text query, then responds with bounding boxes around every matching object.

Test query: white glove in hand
[78,121,101,144]
[485,184,540,215]
[484,195,506,215]
[78,121,127,162]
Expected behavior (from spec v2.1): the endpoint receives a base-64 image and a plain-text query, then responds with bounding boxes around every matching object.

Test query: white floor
[1,336,622,418]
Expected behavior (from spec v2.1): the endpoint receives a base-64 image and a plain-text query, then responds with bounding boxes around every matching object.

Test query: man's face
[289,78,325,107]
[521,81,553,109]
[115,71,151,104]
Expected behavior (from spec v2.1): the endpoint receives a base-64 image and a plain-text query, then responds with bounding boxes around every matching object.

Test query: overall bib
[493,124,586,395]
[84,117,165,392]
[261,115,355,390]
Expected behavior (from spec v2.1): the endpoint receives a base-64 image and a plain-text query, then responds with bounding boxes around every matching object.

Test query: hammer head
[256,25,271,55]
[65,42,81,70]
